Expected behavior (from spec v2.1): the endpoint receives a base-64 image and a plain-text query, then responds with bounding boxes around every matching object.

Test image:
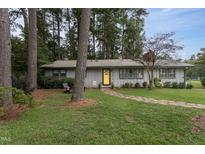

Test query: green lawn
[188,80,203,89]
[0,89,205,144]
[115,88,205,105]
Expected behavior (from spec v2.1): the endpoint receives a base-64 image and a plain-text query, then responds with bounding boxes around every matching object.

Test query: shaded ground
[0,89,205,144]
[0,104,28,121]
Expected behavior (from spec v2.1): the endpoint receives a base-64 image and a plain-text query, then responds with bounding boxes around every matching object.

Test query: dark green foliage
[186,83,193,89]
[201,77,205,87]
[154,78,162,88]
[135,82,141,88]
[122,82,133,88]
[178,82,185,89]
[12,88,32,105]
[38,77,74,89]
[111,82,115,89]
[98,82,102,89]
[0,87,32,105]
[163,82,171,88]
[142,81,147,88]
[172,82,178,88]
[12,74,26,90]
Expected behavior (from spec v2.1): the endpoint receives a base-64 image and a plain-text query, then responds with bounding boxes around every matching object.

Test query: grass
[115,88,205,105]
[188,80,203,89]
[0,89,205,144]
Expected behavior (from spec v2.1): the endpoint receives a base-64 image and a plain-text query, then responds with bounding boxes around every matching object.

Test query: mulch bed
[0,104,28,122]
[192,115,205,133]
[32,89,62,99]
[64,99,96,108]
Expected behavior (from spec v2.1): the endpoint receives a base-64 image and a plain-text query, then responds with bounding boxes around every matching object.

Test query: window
[60,70,66,77]
[52,70,67,78]
[119,68,143,79]
[159,68,176,79]
[53,70,59,77]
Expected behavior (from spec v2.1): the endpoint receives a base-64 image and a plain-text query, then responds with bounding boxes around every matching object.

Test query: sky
[144,8,205,60]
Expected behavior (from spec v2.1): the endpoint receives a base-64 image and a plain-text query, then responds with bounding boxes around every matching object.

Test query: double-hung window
[119,68,143,79]
[159,68,176,79]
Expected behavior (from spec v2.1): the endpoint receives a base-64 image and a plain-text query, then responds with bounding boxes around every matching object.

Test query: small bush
[154,78,163,88]
[178,82,185,89]
[38,76,74,89]
[135,82,141,88]
[142,82,148,88]
[172,82,178,88]
[98,82,102,89]
[163,82,171,88]
[0,87,32,105]
[186,83,193,89]
[12,88,32,105]
[121,82,134,88]
[201,77,205,87]
[122,82,130,88]
[129,83,133,88]
[111,82,115,89]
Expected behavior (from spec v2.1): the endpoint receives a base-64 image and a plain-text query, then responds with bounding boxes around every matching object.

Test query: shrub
[163,82,171,88]
[154,78,163,88]
[178,82,185,89]
[129,83,133,88]
[135,82,141,88]
[122,82,130,88]
[12,88,32,105]
[98,82,102,89]
[38,77,74,89]
[186,83,193,89]
[172,82,178,88]
[0,87,32,105]
[142,82,147,88]
[201,77,205,87]
[111,82,115,89]
[12,75,26,90]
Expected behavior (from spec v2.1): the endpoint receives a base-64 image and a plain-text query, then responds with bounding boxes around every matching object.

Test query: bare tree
[133,32,183,90]
[0,8,13,108]
[72,8,91,102]
[26,8,37,92]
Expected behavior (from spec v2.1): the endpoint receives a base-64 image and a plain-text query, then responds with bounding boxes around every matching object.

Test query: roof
[41,59,194,69]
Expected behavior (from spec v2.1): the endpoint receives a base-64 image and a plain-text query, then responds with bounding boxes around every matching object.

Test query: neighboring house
[41,59,193,88]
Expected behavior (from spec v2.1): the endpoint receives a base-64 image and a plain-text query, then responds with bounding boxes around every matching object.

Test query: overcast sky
[145,8,205,59]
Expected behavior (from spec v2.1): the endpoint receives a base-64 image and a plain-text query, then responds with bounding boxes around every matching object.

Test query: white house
[41,59,193,88]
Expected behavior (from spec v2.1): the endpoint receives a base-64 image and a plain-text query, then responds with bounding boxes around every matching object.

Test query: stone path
[102,88,205,110]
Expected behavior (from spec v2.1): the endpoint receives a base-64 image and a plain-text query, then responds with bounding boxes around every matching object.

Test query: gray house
[41,59,193,88]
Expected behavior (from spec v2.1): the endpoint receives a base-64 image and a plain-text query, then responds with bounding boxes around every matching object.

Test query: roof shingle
[41,59,193,68]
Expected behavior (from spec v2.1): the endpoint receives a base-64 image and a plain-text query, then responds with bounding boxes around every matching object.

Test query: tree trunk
[0,8,13,108]
[72,8,91,102]
[21,8,28,44]
[52,14,56,60]
[92,11,95,57]
[149,69,154,90]
[26,8,37,92]
[57,17,61,59]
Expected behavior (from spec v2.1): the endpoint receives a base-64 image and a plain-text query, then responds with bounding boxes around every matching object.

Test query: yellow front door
[103,69,110,85]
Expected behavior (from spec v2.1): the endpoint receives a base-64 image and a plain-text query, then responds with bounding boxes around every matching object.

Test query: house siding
[44,67,185,88]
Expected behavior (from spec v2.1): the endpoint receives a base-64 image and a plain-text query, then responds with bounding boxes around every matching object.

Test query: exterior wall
[111,68,145,87]
[44,67,185,88]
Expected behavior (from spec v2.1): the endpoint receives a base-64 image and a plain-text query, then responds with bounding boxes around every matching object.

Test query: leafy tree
[133,32,183,89]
